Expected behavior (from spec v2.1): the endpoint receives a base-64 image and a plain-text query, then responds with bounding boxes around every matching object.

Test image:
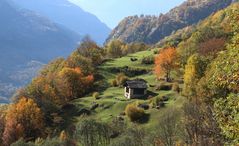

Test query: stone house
[124,80,147,99]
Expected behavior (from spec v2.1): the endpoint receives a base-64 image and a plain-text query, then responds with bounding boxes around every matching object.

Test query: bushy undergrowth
[141,55,154,65]
[155,82,172,91]
[111,73,128,87]
[109,66,149,77]
[125,103,146,122]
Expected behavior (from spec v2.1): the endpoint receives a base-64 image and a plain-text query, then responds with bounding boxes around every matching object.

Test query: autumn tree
[198,38,226,57]
[0,116,4,145]
[0,105,7,145]
[26,76,66,106]
[3,97,44,145]
[183,54,208,99]
[77,36,104,66]
[177,26,226,66]
[214,93,239,143]
[65,51,94,75]
[193,8,239,144]
[121,42,147,55]
[199,35,239,144]
[77,36,99,56]
[121,44,132,55]
[28,58,69,105]
[40,58,65,76]
[155,47,178,82]
[182,101,223,145]
[106,40,124,58]
[130,42,147,52]
[59,67,94,99]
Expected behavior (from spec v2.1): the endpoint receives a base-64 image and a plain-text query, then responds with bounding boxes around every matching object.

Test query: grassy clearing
[101,50,154,69]
[71,49,185,133]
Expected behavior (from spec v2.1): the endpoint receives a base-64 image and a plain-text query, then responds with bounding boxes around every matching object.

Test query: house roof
[124,80,147,89]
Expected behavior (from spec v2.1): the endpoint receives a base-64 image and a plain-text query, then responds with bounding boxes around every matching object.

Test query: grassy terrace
[71,49,185,132]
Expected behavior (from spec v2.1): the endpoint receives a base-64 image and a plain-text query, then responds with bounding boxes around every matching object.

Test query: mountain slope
[12,0,111,44]
[0,0,81,102]
[0,0,81,64]
[106,0,234,44]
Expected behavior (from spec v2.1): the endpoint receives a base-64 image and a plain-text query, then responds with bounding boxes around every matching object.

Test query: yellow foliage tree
[183,54,207,99]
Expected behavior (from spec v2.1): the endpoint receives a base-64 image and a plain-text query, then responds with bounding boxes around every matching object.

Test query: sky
[69,0,185,28]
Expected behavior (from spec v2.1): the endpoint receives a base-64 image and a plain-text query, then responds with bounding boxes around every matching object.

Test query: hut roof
[124,80,147,89]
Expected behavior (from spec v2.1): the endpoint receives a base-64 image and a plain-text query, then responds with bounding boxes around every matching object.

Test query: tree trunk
[165,71,170,82]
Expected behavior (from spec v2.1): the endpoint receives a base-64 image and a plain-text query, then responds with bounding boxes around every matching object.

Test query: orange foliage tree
[59,67,94,100]
[3,97,44,145]
[155,47,178,81]
[0,107,6,145]
[27,75,66,105]
[198,38,226,57]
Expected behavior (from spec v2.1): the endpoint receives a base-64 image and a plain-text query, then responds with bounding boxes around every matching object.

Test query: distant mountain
[0,0,82,65]
[12,0,111,45]
[106,0,234,44]
[0,0,82,102]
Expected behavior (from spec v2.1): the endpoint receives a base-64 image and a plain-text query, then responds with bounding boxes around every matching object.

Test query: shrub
[116,73,128,87]
[150,96,167,108]
[125,67,149,77]
[109,66,149,77]
[156,108,180,146]
[118,76,128,86]
[41,137,67,146]
[172,82,180,92]
[141,56,154,65]
[111,79,118,87]
[161,96,169,101]
[11,138,67,146]
[92,92,100,100]
[125,103,145,122]
[121,42,148,56]
[75,119,111,146]
[155,82,172,91]
[11,139,35,146]
[138,104,149,110]
[130,57,138,62]
[150,97,161,108]
[157,102,165,109]
[109,127,146,146]
[154,49,159,54]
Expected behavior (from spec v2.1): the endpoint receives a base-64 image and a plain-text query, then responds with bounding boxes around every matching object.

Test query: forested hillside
[0,0,82,102]
[0,1,239,146]
[106,0,234,44]
[159,2,239,144]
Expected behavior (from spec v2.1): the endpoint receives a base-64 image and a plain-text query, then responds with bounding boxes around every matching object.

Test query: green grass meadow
[71,48,185,132]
